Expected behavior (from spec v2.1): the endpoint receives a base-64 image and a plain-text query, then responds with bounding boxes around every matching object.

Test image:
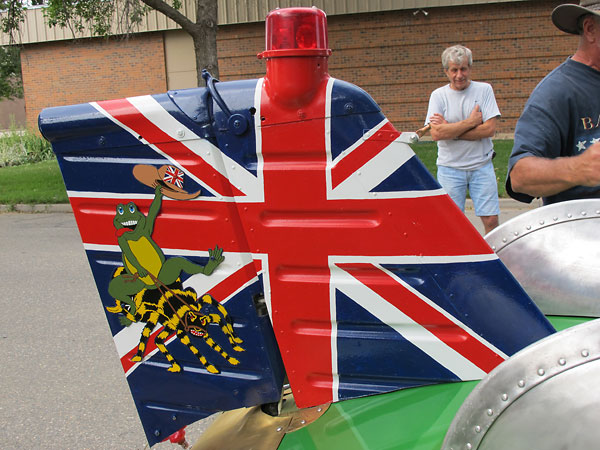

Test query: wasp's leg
[205,313,245,351]
[154,329,182,373]
[176,329,220,374]
[202,333,241,366]
[200,294,244,349]
[131,311,160,362]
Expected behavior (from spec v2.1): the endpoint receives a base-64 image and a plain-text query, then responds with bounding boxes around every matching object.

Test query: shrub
[0,120,53,167]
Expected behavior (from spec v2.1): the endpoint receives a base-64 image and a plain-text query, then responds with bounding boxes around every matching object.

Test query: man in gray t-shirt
[425,45,501,234]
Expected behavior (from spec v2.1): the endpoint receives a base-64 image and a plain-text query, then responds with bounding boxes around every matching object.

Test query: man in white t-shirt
[425,45,501,234]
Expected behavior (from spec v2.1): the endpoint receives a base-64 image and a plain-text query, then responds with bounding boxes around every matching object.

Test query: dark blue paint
[336,290,458,399]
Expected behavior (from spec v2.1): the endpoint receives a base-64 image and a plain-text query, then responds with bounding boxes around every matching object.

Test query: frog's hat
[133,164,201,200]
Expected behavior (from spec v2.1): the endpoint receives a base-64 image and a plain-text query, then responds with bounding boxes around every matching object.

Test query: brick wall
[21,0,575,136]
[217,0,576,136]
[21,33,167,131]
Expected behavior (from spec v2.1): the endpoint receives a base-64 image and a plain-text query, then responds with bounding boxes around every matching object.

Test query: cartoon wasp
[106,165,244,373]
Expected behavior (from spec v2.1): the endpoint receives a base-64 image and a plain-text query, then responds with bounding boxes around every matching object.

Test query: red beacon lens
[261,7,330,57]
[296,23,317,49]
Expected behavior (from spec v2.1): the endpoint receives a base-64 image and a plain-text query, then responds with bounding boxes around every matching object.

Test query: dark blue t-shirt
[507,58,600,204]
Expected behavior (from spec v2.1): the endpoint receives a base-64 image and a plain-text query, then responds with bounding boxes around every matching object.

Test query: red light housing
[259,7,331,58]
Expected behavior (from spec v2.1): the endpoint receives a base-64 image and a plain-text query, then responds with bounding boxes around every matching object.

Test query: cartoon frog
[108,185,224,323]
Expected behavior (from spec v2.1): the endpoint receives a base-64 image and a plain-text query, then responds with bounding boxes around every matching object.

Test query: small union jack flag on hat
[163,165,184,189]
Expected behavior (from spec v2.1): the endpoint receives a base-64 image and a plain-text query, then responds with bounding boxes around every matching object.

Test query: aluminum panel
[486,199,600,317]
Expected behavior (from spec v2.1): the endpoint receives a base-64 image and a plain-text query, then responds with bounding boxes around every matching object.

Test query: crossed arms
[429,105,497,142]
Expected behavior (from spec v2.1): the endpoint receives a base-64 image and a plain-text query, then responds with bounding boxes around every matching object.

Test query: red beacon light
[260,7,331,58]
[259,7,332,109]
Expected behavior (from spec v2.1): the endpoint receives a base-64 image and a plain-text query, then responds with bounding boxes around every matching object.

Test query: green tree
[0,45,22,99]
[1,0,219,82]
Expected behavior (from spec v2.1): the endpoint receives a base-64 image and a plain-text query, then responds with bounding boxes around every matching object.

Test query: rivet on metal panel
[486,409,493,416]
[582,349,590,357]
[537,368,545,376]
[539,220,545,225]
[581,211,587,216]
[475,425,481,433]
[518,379,525,388]
[558,358,566,366]
[501,393,508,401]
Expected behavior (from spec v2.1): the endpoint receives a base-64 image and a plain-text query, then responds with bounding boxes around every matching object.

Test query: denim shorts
[437,161,500,216]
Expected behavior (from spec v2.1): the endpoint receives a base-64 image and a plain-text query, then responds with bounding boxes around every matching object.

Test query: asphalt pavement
[0,199,539,449]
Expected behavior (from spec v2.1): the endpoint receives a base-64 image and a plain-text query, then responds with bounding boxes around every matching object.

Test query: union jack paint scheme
[39,10,554,447]
[162,165,184,189]
[40,75,554,445]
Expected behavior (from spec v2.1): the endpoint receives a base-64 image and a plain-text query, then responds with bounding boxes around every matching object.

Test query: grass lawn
[411,140,511,197]
[0,140,513,205]
[0,159,68,205]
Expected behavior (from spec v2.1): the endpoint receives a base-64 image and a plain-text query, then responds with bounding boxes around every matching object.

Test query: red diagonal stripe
[121,327,174,373]
[331,121,400,189]
[206,261,259,302]
[97,98,245,197]
[338,262,506,373]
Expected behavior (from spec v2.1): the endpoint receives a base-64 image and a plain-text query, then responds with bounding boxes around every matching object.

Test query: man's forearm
[458,118,497,141]
[510,155,585,197]
[430,120,476,141]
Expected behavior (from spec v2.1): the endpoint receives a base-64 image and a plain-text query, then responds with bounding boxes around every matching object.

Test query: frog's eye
[117,205,124,215]
[128,203,136,214]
